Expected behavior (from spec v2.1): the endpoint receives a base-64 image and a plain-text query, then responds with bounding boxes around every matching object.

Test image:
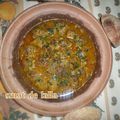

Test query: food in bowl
[0,2,113,115]
[14,18,98,96]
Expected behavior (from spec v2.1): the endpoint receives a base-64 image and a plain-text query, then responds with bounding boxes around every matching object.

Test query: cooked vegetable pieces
[17,19,97,94]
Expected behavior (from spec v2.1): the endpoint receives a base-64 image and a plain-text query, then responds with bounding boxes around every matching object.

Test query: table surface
[0,0,120,120]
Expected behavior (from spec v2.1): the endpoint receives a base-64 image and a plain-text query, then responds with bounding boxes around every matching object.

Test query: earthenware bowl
[0,2,114,116]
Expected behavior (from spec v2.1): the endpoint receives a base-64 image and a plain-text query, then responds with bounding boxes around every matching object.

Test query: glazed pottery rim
[0,2,112,116]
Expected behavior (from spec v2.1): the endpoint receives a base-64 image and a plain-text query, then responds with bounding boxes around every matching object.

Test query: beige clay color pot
[0,2,113,116]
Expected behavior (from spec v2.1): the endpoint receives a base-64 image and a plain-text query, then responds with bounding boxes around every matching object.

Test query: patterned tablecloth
[0,0,120,120]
